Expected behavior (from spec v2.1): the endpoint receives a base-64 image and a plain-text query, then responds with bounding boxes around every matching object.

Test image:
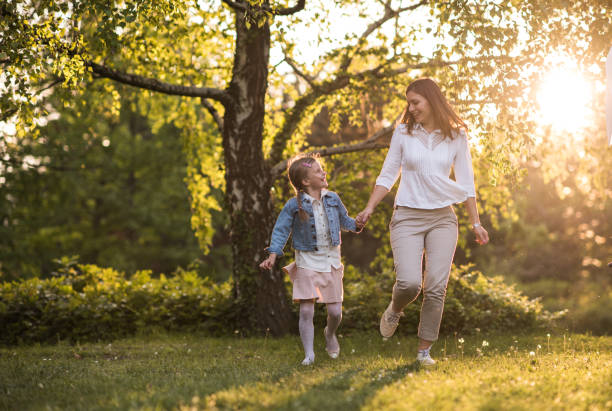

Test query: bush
[0,261,564,345]
[0,263,232,345]
[341,264,564,335]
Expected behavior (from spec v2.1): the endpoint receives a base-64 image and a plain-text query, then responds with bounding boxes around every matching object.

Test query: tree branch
[398,0,428,13]
[274,0,306,15]
[0,77,64,122]
[87,61,233,106]
[268,63,393,166]
[221,0,244,10]
[38,78,64,94]
[201,98,224,134]
[268,77,347,166]
[383,54,511,77]
[283,55,316,88]
[1,108,17,123]
[220,0,305,15]
[270,124,394,179]
[339,0,427,72]
[361,0,426,44]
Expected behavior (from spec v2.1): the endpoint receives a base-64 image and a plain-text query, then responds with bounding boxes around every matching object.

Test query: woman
[356,78,489,366]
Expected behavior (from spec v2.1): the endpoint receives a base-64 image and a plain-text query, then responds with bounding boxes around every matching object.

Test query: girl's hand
[473,226,489,245]
[259,253,277,270]
[355,219,365,232]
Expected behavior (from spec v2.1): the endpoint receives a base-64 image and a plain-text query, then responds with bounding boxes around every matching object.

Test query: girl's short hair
[400,78,467,139]
[287,154,321,221]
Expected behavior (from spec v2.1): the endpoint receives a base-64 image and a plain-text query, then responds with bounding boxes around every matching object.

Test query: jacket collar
[302,189,329,202]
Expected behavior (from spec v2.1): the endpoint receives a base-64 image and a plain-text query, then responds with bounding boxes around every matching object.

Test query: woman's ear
[301,176,311,188]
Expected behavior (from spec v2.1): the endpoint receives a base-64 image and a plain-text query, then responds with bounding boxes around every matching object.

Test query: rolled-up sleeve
[375,126,403,190]
[454,130,476,198]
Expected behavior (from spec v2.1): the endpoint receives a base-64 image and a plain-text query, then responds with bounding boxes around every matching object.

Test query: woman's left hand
[473,226,489,245]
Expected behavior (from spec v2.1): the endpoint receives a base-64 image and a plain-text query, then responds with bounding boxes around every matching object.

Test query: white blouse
[375,123,476,209]
[295,190,342,272]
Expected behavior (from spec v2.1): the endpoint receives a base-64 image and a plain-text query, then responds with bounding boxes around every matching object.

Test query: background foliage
[0,88,210,281]
[0,260,559,345]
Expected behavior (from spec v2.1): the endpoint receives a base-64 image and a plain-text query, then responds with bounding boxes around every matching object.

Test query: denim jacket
[267,190,357,256]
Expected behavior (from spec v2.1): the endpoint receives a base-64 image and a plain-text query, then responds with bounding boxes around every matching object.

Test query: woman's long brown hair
[400,78,467,139]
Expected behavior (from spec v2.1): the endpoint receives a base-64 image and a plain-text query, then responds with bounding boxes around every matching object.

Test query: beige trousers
[389,206,458,341]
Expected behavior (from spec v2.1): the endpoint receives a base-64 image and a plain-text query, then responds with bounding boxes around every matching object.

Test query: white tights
[299,301,342,362]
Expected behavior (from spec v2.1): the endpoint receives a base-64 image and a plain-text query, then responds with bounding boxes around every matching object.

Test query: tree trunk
[222,8,293,335]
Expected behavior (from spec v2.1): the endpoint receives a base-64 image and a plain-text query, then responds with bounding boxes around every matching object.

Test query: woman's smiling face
[407,91,433,126]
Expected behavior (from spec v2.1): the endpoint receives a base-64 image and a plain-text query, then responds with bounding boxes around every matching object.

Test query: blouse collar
[414,123,442,135]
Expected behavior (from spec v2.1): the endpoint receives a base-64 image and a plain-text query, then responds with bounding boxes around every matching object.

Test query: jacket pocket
[325,194,339,205]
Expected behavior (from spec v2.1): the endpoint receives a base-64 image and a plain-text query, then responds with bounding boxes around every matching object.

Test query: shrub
[0,264,232,345]
[0,262,564,345]
[341,264,565,335]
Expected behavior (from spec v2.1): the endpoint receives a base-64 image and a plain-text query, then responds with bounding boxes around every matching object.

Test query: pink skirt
[282,262,344,303]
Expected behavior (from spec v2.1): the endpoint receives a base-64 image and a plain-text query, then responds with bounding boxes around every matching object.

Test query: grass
[1,330,611,410]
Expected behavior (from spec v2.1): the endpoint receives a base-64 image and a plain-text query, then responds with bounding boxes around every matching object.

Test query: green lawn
[1,331,611,410]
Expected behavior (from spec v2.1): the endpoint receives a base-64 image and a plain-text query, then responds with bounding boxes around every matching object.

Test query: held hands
[259,253,277,270]
[356,207,374,229]
[355,218,366,232]
[473,225,489,245]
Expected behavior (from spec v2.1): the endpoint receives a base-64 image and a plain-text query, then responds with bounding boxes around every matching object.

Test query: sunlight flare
[536,67,593,132]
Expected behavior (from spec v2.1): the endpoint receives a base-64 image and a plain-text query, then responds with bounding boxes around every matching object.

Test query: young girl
[260,154,362,365]
[357,78,489,366]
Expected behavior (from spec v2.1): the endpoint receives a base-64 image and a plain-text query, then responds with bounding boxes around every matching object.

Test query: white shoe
[416,351,436,366]
[301,356,315,365]
[324,327,340,359]
[380,302,404,338]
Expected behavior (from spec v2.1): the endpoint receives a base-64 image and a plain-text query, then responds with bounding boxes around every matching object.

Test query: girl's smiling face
[303,161,328,191]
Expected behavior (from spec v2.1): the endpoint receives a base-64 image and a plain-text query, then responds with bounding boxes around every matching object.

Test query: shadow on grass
[263,361,423,409]
[197,332,428,409]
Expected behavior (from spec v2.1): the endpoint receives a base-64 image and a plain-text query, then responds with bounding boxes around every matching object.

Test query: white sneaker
[301,356,315,365]
[379,302,404,338]
[416,351,436,366]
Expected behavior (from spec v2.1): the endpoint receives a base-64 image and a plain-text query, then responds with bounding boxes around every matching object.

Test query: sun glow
[536,67,593,133]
